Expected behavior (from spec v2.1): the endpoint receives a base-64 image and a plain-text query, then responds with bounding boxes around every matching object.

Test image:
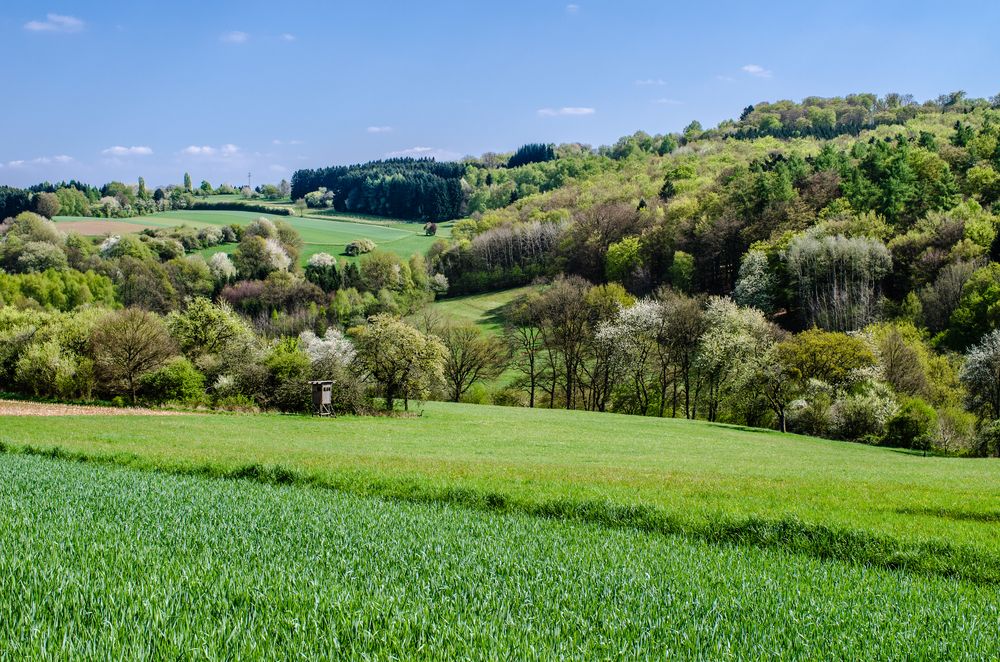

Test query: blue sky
[2,0,998,188]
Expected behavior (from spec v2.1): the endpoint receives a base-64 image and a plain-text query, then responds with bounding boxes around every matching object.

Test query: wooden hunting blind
[309,380,335,416]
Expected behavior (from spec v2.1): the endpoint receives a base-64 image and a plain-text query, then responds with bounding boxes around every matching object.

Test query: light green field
[53,210,450,264]
[428,285,538,334]
[1,451,996,659]
[3,402,999,583]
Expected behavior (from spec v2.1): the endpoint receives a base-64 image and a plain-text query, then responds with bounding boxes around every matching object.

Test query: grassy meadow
[52,209,450,264]
[3,452,997,658]
[3,402,999,584]
[426,285,538,334]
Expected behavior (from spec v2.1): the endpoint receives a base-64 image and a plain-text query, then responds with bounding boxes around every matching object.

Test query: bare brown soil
[0,400,185,417]
[56,220,152,235]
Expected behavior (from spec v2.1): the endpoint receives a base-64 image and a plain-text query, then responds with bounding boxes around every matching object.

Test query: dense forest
[6,91,1000,456]
[290,159,468,221]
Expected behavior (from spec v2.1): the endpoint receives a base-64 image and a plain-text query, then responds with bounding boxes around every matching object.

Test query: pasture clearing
[3,401,999,583]
[0,452,996,658]
[52,210,449,263]
[426,285,539,334]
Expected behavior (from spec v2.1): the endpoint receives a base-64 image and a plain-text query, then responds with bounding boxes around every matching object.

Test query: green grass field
[53,210,450,264]
[1,451,996,658]
[3,402,999,584]
[427,286,538,334]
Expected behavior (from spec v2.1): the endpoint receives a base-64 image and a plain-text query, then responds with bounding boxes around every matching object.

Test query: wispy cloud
[537,107,595,117]
[652,98,682,106]
[741,64,772,78]
[386,146,460,161]
[280,33,296,42]
[566,4,580,13]
[635,78,666,86]
[5,155,73,168]
[221,31,249,44]
[271,139,303,146]
[716,74,736,82]
[24,13,84,33]
[102,145,153,156]
[182,144,241,157]
[367,126,393,134]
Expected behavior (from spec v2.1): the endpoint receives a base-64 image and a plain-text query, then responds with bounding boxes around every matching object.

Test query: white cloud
[537,107,595,117]
[5,155,73,168]
[635,78,666,86]
[280,33,296,42]
[183,145,215,156]
[386,146,460,161]
[181,144,241,158]
[24,13,84,33]
[272,139,303,145]
[268,164,288,173]
[221,31,249,44]
[102,145,153,156]
[716,74,736,82]
[367,126,393,134]
[566,4,580,13]
[741,64,772,78]
[653,98,682,106]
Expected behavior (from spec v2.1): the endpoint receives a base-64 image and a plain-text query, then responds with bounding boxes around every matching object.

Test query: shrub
[883,397,937,453]
[138,357,206,404]
[975,419,1000,457]
[345,238,376,257]
[14,339,78,398]
[492,387,527,407]
[829,385,898,442]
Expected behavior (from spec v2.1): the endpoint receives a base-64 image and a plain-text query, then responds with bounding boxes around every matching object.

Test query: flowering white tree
[960,329,1000,421]
[208,252,237,282]
[697,297,777,422]
[264,238,291,272]
[98,235,121,258]
[300,328,356,369]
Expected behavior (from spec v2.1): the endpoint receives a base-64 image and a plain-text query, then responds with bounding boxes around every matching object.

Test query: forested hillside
[6,91,1000,456]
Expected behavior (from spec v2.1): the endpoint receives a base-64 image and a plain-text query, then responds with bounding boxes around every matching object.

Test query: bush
[883,397,937,453]
[14,339,78,398]
[829,385,897,442]
[492,387,527,407]
[345,239,376,256]
[975,420,1000,457]
[138,357,206,404]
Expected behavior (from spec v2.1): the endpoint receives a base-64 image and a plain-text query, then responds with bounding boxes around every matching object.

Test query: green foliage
[945,263,1000,349]
[350,314,446,410]
[291,159,467,221]
[138,356,205,404]
[884,397,937,452]
[668,250,694,292]
[779,329,876,387]
[0,269,116,311]
[604,235,641,283]
[507,143,556,168]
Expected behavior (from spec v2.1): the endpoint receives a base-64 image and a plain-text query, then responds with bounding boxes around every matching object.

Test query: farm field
[3,402,999,583]
[52,210,450,263]
[2,452,997,658]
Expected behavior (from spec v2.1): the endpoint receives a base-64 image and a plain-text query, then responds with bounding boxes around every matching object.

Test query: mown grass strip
[6,441,997,586]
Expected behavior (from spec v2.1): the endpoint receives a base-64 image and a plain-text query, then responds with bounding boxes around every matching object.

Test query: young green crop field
[2,451,997,658]
[3,402,999,585]
[53,210,450,264]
